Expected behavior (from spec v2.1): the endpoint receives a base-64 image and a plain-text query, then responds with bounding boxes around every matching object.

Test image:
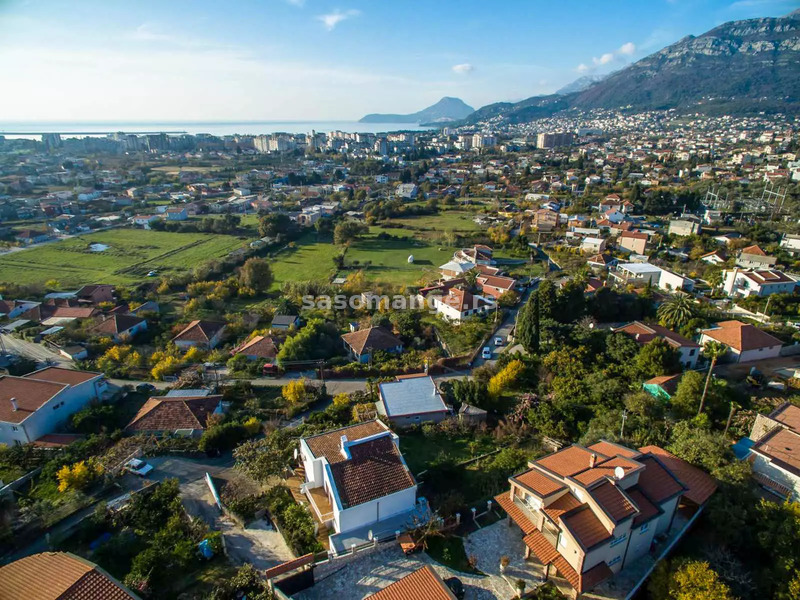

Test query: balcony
[305,485,335,523]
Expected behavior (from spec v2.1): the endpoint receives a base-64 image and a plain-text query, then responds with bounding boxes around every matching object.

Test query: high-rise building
[536,132,574,149]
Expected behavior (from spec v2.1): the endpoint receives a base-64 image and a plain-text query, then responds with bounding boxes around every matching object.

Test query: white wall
[335,485,417,534]
[751,454,800,502]
[0,376,105,446]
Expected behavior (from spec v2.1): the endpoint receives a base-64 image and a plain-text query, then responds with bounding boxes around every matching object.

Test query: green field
[269,235,340,289]
[347,232,453,286]
[0,229,248,287]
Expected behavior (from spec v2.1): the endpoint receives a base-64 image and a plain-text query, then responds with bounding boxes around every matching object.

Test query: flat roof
[378,376,448,418]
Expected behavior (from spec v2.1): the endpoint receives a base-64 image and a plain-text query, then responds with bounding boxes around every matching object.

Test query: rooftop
[378,376,448,418]
[341,326,403,355]
[701,320,782,352]
[126,395,222,432]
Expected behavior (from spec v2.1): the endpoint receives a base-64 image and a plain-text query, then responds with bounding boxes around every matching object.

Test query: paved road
[0,334,71,367]
[472,283,535,368]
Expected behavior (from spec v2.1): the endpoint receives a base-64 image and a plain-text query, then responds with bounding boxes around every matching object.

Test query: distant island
[359,96,474,124]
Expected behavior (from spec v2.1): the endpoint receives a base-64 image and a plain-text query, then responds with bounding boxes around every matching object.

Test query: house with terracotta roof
[453,245,494,266]
[745,402,800,501]
[429,288,493,322]
[76,284,115,305]
[699,320,783,363]
[0,551,139,599]
[90,314,147,342]
[377,375,449,427]
[586,254,617,271]
[439,260,475,280]
[231,334,278,363]
[736,244,777,269]
[476,274,518,301]
[614,321,700,369]
[495,440,715,599]
[341,326,404,363]
[722,268,797,298]
[298,420,419,554]
[0,367,107,446]
[365,565,457,600]
[125,394,224,436]
[171,320,226,350]
[617,231,648,255]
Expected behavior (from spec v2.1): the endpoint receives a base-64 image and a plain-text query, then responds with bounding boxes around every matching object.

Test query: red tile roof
[701,320,782,352]
[25,367,102,386]
[91,314,145,336]
[560,505,612,550]
[543,493,582,523]
[125,395,222,432]
[627,487,661,526]
[513,468,566,498]
[638,446,717,506]
[635,455,686,504]
[232,335,277,359]
[366,566,456,600]
[747,427,800,479]
[616,321,698,349]
[341,326,402,354]
[572,456,643,486]
[769,402,800,433]
[523,529,560,564]
[329,435,415,508]
[589,480,637,523]
[171,320,225,344]
[587,441,640,459]
[305,420,389,464]
[537,445,601,478]
[0,552,137,599]
[0,376,68,424]
[494,492,536,535]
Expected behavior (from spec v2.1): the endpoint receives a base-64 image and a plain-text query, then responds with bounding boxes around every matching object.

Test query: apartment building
[495,441,716,598]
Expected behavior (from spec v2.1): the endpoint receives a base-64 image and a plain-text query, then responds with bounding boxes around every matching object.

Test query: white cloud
[593,52,614,65]
[317,9,360,31]
[618,42,636,55]
[578,41,636,72]
[130,23,173,42]
[452,63,475,74]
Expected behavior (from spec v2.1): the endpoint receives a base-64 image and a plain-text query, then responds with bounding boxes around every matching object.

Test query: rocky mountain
[555,74,606,95]
[463,10,800,125]
[359,97,474,124]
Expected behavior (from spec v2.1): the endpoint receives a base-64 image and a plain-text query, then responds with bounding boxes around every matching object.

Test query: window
[689,349,695,356]
[11,426,19,431]
[608,556,621,567]
[640,522,649,533]
[558,532,567,548]
[609,533,627,548]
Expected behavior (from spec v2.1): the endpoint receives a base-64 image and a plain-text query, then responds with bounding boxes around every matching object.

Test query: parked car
[494,336,504,346]
[125,458,154,477]
[481,346,492,359]
[136,383,156,394]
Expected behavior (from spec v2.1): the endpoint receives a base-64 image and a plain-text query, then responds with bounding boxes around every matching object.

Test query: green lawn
[346,230,454,287]
[0,229,248,287]
[269,234,340,290]
[400,430,495,475]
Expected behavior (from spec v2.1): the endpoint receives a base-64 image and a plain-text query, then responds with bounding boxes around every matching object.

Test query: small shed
[458,403,487,424]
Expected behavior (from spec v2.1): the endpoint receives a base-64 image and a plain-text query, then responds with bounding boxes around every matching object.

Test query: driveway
[295,521,543,600]
[146,455,294,570]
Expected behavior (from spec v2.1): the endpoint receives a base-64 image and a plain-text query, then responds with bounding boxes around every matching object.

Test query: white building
[298,421,420,555]
[613,263,694,293]
[377,375,449,427]
[0,367,107,446]
[722,268,797,298]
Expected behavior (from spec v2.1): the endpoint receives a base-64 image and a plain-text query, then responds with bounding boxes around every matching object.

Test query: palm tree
[657,294,695,331]
[698,341,728,415]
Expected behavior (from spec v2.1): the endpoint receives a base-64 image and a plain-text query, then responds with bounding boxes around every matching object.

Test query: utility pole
[619,410,628,440]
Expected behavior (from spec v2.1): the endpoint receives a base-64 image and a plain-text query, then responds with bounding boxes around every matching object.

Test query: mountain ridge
[460,10,800,126]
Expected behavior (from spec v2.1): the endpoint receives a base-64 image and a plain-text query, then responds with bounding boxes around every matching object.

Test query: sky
[0,0,797,122]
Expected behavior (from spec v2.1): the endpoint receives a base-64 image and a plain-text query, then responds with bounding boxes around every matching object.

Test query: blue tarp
[198,538,215,559]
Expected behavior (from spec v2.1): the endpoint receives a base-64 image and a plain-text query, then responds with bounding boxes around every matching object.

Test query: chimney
[589,452,597,468]
[340,434,348,454]
[10,397,18,411]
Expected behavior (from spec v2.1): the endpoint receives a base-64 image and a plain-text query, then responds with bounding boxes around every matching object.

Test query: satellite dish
[614,466,625,480]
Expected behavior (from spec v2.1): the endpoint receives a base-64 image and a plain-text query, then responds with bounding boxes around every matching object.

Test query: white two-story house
[298,420,419,555]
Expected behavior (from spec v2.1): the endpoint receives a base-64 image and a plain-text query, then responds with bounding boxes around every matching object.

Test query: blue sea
[0,121,435,139]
